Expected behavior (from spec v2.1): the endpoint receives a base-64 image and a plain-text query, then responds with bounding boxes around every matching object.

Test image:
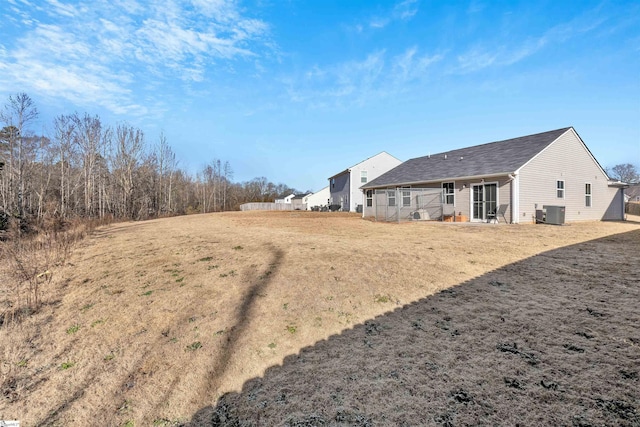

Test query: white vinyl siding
[518,128,616,221]
[346,152,402,213]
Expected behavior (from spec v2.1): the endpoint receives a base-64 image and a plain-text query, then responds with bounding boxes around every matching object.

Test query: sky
[1,0,639,192]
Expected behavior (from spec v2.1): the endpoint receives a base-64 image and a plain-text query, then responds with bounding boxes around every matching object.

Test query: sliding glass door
[472,183,497,221]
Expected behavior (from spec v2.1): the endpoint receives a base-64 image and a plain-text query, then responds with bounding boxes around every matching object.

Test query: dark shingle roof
[626,184,640,200]
[362,127,572,189]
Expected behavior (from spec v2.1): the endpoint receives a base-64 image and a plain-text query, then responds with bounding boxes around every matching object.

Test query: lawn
[1,212,639,426]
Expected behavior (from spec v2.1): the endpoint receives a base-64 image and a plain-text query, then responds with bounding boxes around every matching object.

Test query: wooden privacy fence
[240,203,307,211]
[626,202,640,216]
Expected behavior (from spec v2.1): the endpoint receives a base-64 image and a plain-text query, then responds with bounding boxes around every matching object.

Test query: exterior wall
[291,199,305,210]
[329,172,350,210]
[362,189,377,218]
[350,153,402,212]
[304,186,330,210]
[463,176,513,223]
[603,187,624,220]
[362,177,513,222]
[444,181,468,219]
[275,194,295,204]
[518,129,618,222]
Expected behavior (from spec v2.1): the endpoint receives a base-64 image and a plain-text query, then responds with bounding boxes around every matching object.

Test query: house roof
[362,127,572,189]
[626,184,640,200]
[328,151,400,180]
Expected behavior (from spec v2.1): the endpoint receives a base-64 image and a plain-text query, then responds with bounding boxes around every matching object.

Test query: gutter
[361,171,516,190]
[607,180,629,188]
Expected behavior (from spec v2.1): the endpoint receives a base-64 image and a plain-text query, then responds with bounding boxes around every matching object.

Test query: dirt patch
[1,212,638,426]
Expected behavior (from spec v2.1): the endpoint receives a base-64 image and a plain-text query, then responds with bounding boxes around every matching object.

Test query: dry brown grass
[1,211,638,426]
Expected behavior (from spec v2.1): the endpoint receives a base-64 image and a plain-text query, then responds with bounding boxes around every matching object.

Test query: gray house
[361,127,626,223]
[328,151,402,212]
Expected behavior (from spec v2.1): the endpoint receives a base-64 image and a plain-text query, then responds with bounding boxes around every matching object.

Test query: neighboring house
[328,152,402,212]
[361,127,627,223]
[625,184,640,203]
[291,194,307,210]
[303,186,330,210]
[275,194,296,204]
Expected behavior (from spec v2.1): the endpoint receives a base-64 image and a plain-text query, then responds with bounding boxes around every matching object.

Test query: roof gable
[363,127,571,188]
[328,151,400,180]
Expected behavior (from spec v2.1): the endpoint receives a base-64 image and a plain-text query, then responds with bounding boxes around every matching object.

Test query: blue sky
[1,0,639,191]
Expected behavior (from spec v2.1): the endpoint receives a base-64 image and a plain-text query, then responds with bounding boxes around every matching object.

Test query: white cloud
[392,47,443,83]
[44,0,80,17]
[287,47,443,107]
[456,47,497,73]
[368,0,419,29]
[454,6,608,73]
[0,0,272,117]
[393,0,419,20]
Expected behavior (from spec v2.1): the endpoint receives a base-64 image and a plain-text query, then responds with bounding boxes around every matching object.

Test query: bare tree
[52,114,78,219]
[155,132,177,216]
[72,113,104,217]
[0,93,306,228]
[111,123,144,219]
[33,135,54,219]
[608,163,639,183]
[222,161,233,211]
[0,93,39,219]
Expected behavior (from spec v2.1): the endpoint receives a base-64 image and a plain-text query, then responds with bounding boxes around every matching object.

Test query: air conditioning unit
[542,205,565,225]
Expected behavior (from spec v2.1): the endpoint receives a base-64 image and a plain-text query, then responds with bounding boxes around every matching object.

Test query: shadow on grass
[36,244,286,426]
[187,229,640,426]
[142,245,286,424]
[201,246,286,392]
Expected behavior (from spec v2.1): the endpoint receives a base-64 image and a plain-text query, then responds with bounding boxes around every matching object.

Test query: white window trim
[387,189,396,207]
[366,190,373,207]
[401,186,412,207]
[442,181,455,205]
[361,170,368,184]
[557,180,565,199]
[585,182,592,207]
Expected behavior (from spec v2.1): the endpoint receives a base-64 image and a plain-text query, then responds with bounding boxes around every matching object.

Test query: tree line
[0,93,300,233]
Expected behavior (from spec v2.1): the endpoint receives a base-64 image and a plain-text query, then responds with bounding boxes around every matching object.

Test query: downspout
[397,187,401,224]
[508,173,519,224]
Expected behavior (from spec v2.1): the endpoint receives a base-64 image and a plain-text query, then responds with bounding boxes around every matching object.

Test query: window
[402,187,411,207]
[366,190,373,207]
[585,183,592,207]
[361,171,368,184]
[442,182,455,205]
[331,178,335,189]
[556,180,565,198]
[387,190,396,207]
